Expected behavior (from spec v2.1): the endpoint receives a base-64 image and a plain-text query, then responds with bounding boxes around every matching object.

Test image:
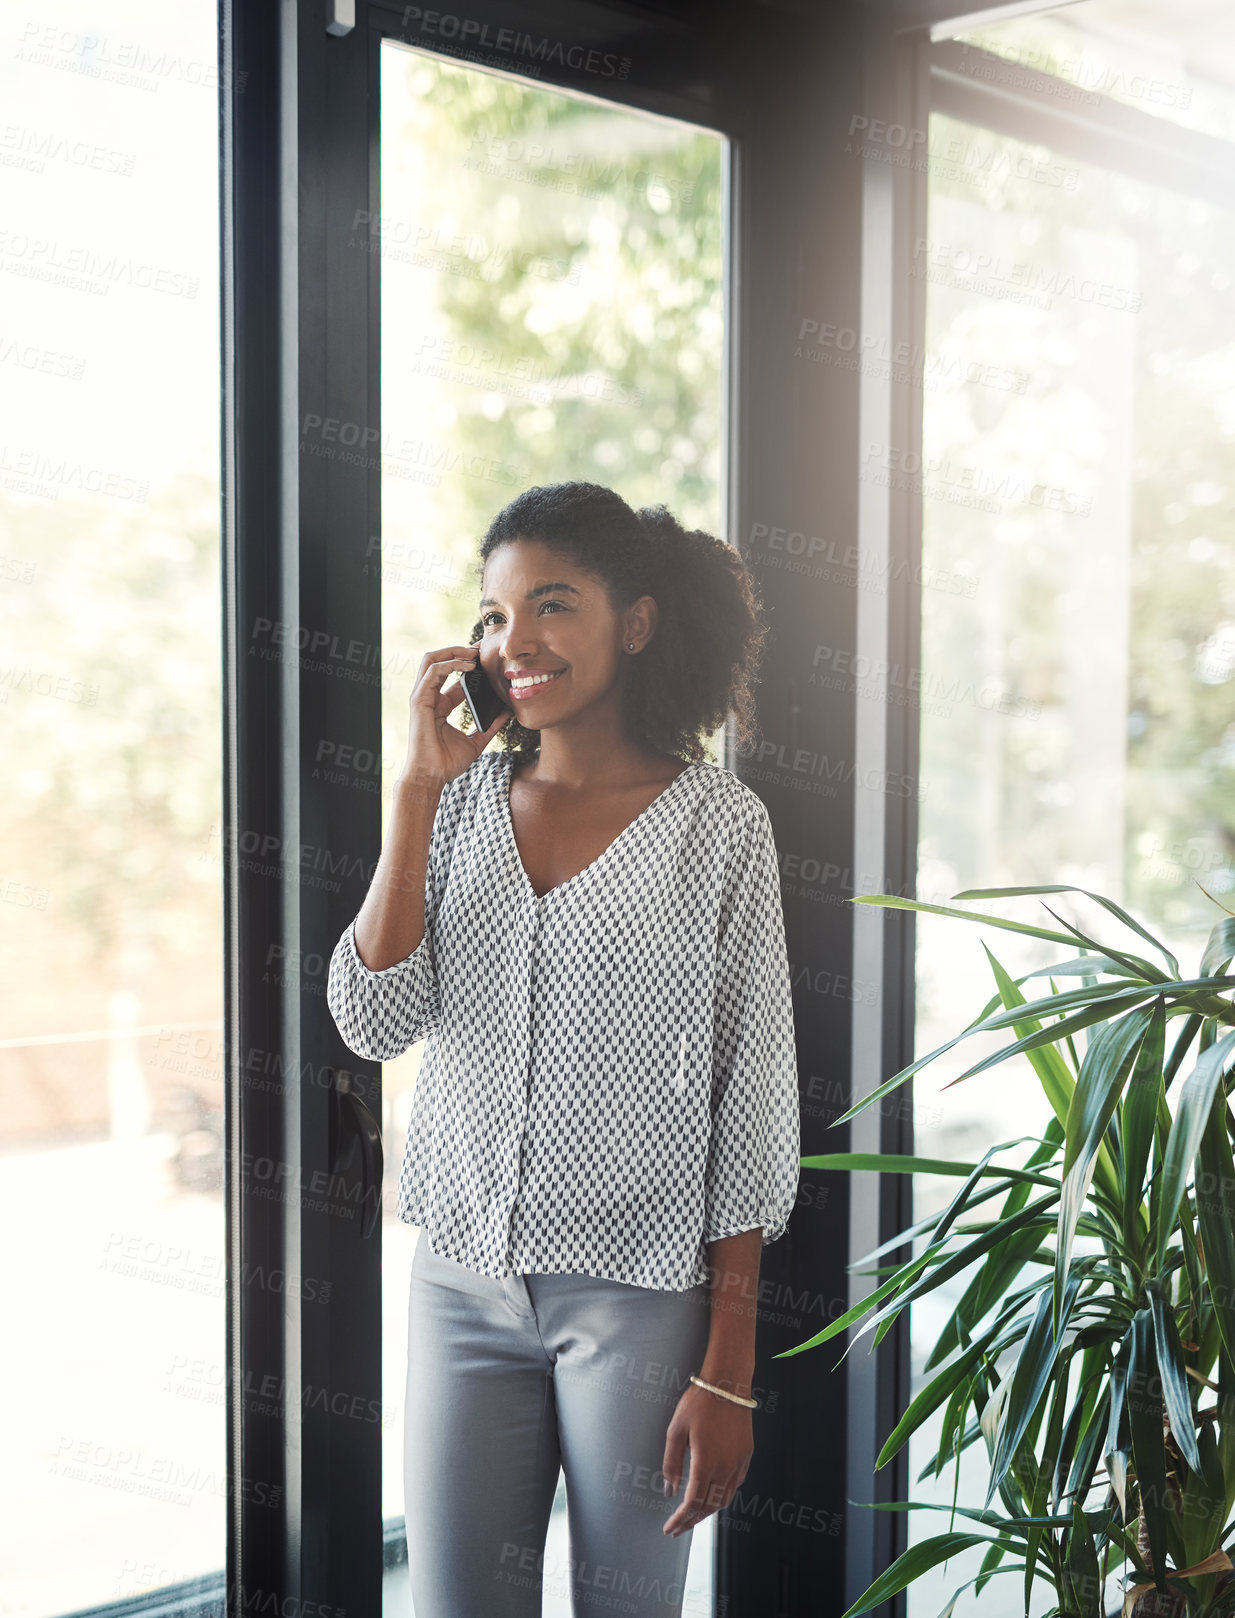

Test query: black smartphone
[460,650,509,733]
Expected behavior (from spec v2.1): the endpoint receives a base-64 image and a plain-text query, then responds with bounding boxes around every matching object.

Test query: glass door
[373,42,728,1614]
[226,3,887,1610]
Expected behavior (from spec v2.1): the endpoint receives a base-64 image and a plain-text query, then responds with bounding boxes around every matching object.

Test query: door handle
[327,1066,384,1239]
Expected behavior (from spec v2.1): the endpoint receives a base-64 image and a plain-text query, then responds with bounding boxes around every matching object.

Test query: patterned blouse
[326,748,801,1291]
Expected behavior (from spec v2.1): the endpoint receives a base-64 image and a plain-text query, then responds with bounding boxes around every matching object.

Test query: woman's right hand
[398,644,509,789]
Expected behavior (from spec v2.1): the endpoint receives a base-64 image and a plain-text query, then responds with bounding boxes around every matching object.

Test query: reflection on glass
[907,102,1235,1618]
[377,43,725,1616]
[955,6,1235,146]
[0,1,223,1613]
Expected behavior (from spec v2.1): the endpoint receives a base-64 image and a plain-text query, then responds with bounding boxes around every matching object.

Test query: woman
[327,481,800,1618]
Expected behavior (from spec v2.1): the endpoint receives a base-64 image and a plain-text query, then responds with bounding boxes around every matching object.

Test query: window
[0,2,224,1611]
[908,12,1235,1615]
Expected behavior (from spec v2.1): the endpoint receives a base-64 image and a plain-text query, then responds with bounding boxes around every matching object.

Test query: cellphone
[460,650,508,733]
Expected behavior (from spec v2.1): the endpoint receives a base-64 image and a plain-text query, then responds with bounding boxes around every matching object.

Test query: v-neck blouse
[326,749,801,1291]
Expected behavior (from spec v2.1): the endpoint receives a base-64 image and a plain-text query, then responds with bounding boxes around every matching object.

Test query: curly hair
[458,480,768,767]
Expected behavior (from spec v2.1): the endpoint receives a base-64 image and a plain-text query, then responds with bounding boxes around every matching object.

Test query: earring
[627,641,637,651]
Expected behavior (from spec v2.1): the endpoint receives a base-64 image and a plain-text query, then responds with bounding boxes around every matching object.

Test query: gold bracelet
[690,1374,758,1409]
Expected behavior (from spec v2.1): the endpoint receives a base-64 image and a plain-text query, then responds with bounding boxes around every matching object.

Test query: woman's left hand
[661,1382,753,1536]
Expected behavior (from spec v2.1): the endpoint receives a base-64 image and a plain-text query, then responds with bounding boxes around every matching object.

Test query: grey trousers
[404,1237,714,1618]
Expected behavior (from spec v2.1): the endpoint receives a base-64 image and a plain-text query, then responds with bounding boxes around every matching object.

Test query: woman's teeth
[509,669,564,696]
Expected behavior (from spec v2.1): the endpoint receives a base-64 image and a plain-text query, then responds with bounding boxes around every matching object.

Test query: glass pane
[0,1,224,1613]
[907,108,1235,1618]
[953,4,1235,145]
[377,44,725,1615]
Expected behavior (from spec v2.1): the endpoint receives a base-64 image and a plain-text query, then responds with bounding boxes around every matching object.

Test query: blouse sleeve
[326,767,468,1061]
[703,791,801,1246]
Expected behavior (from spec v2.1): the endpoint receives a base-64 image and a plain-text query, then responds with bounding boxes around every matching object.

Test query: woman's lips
[507,669,565,701]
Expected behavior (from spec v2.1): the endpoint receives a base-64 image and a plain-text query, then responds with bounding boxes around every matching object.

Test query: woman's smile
[506,667,567,700]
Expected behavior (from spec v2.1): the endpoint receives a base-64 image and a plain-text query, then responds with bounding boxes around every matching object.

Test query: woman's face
[478,539,650,731]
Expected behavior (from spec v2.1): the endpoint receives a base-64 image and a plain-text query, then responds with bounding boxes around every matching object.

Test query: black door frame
[221,2,939,1613]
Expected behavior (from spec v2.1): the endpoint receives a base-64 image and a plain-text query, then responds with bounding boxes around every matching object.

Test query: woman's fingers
[437,676,469,716]
[665,1466,736,1535]
[662,1416,689,1494]
[412,651,479,719]
[665,1473,712,1536]
[418,650,478,694]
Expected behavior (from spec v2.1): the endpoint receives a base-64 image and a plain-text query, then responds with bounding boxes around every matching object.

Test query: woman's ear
[625,595,658,649]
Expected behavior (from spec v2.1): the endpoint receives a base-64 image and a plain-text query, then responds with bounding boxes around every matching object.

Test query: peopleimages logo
[748,522,978,597]
[811,644,1042,720]
[910,236,1141,314]
[862,443,1092,517]
[227,1581,347,1618]
[734,737,921,800]
[398,9,632,79]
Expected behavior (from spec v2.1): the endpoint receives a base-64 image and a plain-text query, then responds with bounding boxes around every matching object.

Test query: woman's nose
[497,618,538,662]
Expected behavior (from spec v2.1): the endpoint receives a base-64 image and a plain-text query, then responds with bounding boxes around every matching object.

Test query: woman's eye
[480,601,566,626]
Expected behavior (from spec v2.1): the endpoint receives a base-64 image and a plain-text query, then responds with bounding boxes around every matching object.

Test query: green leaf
[1021,955,1146,981]
[837,1533,996,1618]
[824,972,1118,1128]
[1037,902,1163,983]
[1217,1350,1235,1532]
[877,1337,992,1469]
[1062,1500,1102,1617]
[1056,1005,1157,1329]
[925,1221,1052,1375]
[1121,998,1167,1244]
[976,979,1167,1038]
[980,946,1079,1130]
[851,892,1083,946]
[825,944,1126,1132]
[773,1259,923,1358]
[950,991,1160,1088]
[953,884,1180,976]
[1196,1091,1235,1367]
[1146,1279,1202,1474]
[859,1499,1074,1528]
[987,1270,1083,1504]
[1052,1349,1101,1509]
[1200,915,1235,978]
[933,1367,975,1481]
[810,1193,1063,1368]
[798,1152,1053,1187]
[924,1119,1066,1372]
[1027,1366,1070,1551]
[1063,1381,1110,1515]
[1063,1004,1157,1180]
[1163,1014,1202,1090]
[1175,1173,1204,1311]
[927,1146,1026,1259]
[849,1161,1063,1276]
[974,1536,1008,1598]
[1128,1308,1168,1589]
[917,1419,975,1486]
[1103,1332,1132,1520]
[1178,1417,1227,1569]
[936,1564,1036,1618]
[1155,1030,1235,1273]
[857,1197,1063,1342]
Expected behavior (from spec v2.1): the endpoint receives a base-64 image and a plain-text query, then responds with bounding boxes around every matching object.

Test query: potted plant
[781,884,1235,1618]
